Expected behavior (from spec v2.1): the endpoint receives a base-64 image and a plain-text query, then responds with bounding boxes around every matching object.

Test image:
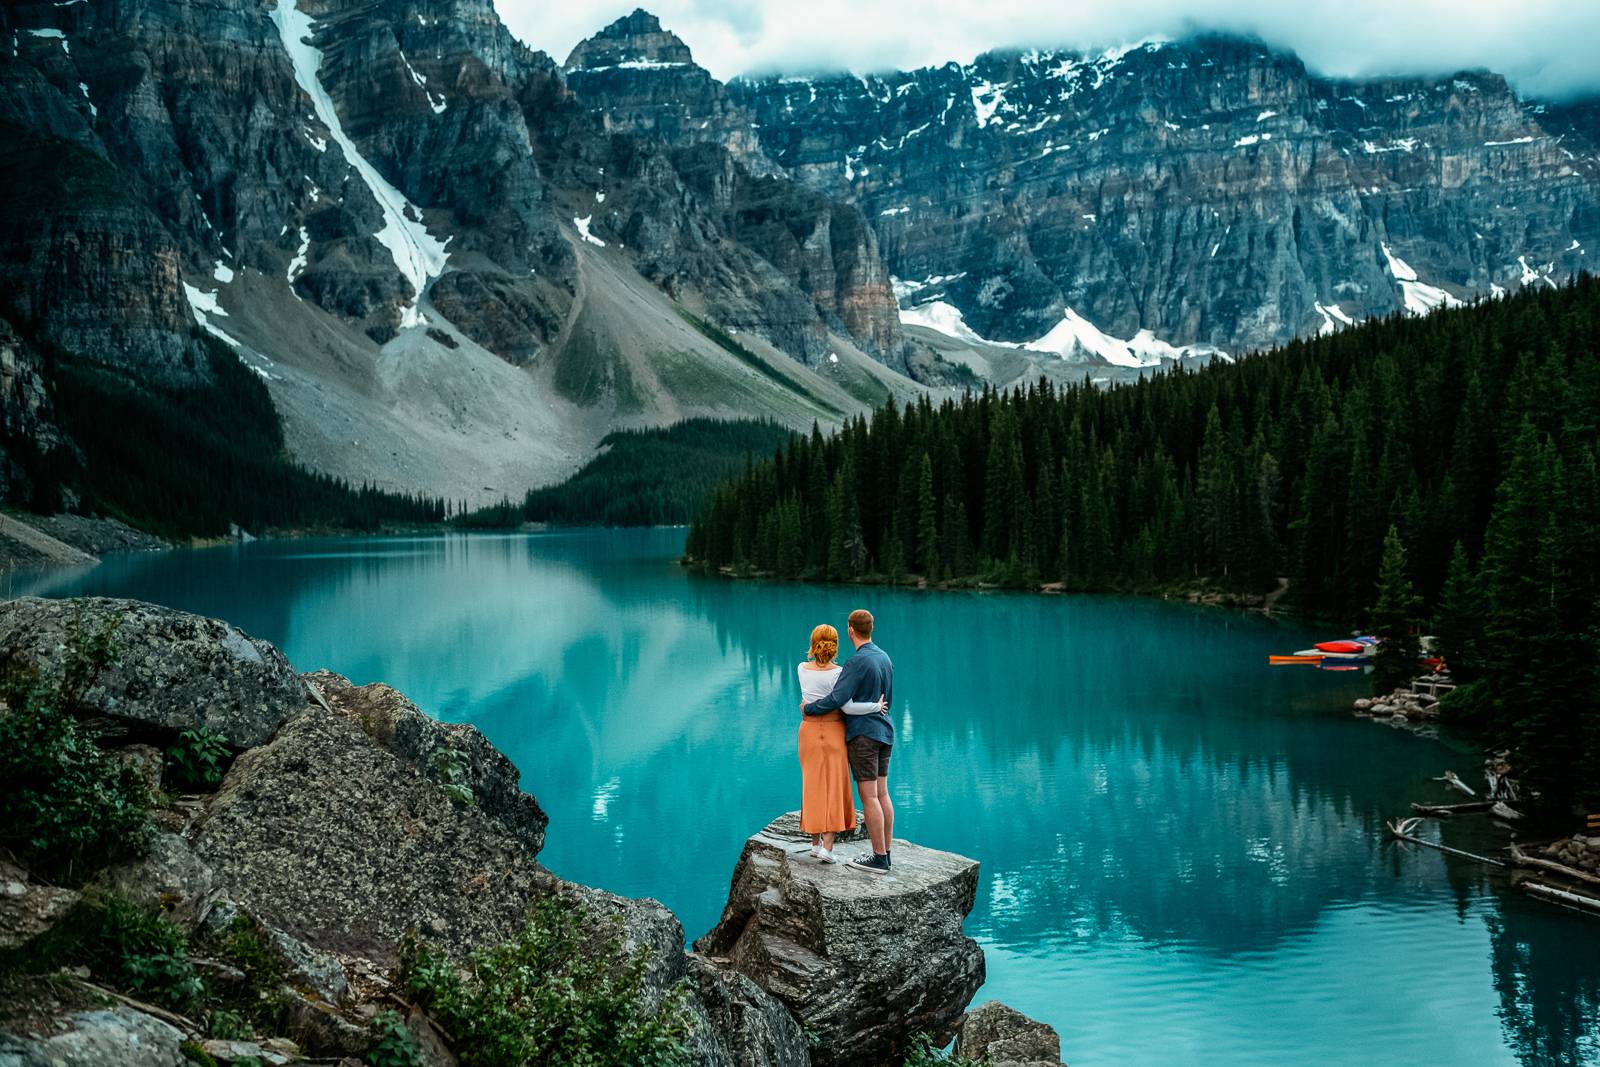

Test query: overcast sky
[495,0,1600,99]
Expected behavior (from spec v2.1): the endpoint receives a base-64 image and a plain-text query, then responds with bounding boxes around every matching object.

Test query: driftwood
[74,978,198,1034]
[1520,880,1600,916]
[1489,801,1524,821]
[1434,771,1477,797]
[1410,801,1495,817]
[1385,817,1507,867]
[1508,843,1600,888]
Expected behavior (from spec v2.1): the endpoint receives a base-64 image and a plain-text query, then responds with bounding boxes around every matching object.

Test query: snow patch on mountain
[898,289,1222,369]
[271,0,449,328]
[1381,243,1462,315]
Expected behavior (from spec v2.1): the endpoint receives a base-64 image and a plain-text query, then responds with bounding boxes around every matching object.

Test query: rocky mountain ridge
[0,0,924,506]
[726,34,1600,355]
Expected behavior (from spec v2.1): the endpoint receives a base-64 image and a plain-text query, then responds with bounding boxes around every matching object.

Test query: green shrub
[399,895,692,1067]
[207,1008,251,1040]
[17,892,203,1013]
[166,727,231,792]
[903,1032,991,1066]
[367,1009,424,1067]
[0,609,149,882]
[429,741,474,806]
[205,911,290,1031]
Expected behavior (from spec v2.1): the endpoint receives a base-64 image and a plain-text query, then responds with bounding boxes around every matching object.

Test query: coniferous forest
[687,277,1600,813]
[11,332,446,538]
[455,419,793,528]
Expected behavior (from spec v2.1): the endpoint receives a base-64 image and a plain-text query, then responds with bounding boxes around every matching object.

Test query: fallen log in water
[1435,771,1477,797]
[1490,801,1524,822]
[1520,880,1600,916]
[1410,801,1495,817]
[1508,844,1600,889]
[1385,817,1507,867]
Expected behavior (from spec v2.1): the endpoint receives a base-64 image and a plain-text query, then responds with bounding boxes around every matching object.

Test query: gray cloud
[496,0,1600,99]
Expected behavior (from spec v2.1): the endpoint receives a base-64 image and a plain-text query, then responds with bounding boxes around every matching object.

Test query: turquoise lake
[12,528,1600,1066]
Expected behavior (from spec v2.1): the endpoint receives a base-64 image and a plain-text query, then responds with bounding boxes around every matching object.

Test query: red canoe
[1316,640,1366,654]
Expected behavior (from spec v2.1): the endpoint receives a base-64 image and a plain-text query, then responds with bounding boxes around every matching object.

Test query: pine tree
[915,453,939,578]
[1434,541,1484,680]
[1369,524,1422,694]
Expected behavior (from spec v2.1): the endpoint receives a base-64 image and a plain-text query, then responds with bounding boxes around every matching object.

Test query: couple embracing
[796,608,895,875]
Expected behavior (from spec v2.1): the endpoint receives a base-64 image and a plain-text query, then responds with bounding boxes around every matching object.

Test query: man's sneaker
[847,853,891,875]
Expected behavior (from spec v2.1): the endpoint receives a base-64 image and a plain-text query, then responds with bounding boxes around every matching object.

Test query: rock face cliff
[729,36,1600,354]
[564,9,778,178]
[0,0,922,506]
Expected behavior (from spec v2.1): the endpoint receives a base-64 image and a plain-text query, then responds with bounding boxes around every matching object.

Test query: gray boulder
[304,670,547,851]
[189,700,547,960]
[954,1001,1067,1066]
[0,1007,187,1067]
[687,953,811,1067]
[695,815,985,1067]
[0,860,78,951]
[0,597,306,747]
[96,831,218,929]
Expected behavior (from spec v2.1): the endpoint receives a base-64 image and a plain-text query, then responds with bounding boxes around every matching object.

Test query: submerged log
[1520,880,1600,915]
[1435,771,1477,797]
[1385,817,1507,867]
[1508,844,1600,888]
[1410,801,1495,817]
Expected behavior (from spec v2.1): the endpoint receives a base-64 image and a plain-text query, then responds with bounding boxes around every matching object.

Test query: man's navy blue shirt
[802,641,894,745]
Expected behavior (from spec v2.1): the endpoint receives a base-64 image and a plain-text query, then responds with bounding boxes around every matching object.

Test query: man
[800,608,894,875]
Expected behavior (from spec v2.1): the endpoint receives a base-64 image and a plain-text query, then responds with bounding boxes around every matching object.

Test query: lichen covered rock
[0,597,306,747]
[954,1000,1067,1066]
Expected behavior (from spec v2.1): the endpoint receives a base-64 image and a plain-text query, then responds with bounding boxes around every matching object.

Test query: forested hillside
[15,332,446,538]
[688,278,1600,811]
[456,419,793,528]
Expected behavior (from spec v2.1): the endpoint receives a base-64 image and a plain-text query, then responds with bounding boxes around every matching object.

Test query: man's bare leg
[859,780,887,854]
[876,778,893,854]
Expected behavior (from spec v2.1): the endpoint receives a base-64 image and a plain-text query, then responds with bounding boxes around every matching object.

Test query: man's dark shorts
[848,736,892,782]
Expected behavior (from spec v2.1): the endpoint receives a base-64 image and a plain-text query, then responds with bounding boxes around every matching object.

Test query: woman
[797,623,877,862]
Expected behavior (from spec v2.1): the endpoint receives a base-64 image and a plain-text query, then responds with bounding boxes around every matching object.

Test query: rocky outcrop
[304,670,549,851]
[0,597,306,747]
[687,953,811,1067]
[954,1001,1067,1067]
[695,814,986,1066]
[190,698,543,959]
[731,36,1600,354]
[0,598,1003,1066]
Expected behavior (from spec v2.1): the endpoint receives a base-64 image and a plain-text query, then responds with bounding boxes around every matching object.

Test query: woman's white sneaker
[814,846,837,864]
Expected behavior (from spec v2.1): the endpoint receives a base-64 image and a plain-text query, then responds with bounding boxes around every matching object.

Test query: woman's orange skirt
[798,711,857,834]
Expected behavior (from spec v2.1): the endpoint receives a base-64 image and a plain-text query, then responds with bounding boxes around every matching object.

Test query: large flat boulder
[0,597,305,747]
[695,814,985,1067]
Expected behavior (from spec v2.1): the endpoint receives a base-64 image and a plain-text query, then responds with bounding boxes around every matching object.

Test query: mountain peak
[564,9,694,72]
